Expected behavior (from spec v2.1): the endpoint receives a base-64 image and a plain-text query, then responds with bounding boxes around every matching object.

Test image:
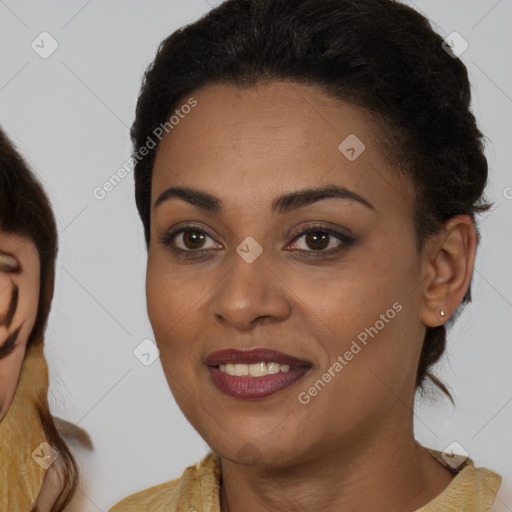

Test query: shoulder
[108,452,221,512]
[420,447,502,511]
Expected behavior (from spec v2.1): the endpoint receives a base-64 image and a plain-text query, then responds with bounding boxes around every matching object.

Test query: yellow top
[0,342,49,511]
[109,447,502,512]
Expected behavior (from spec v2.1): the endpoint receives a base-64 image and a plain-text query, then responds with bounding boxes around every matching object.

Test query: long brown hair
[0,126,80,511]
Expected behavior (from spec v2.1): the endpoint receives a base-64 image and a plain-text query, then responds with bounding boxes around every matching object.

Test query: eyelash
[159,223,355,261]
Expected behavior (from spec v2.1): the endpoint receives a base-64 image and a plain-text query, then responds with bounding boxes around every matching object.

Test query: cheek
[146,261,201,364]
[292,248,419,392]
[146,254,174,333]
[289,253,405,338]
[146,271,205,418]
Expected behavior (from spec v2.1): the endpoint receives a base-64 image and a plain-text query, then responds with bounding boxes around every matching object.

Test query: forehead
[151,81,413,216]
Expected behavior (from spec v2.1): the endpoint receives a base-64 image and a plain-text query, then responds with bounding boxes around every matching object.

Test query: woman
[109,0,502,510]
[0,126,90,511]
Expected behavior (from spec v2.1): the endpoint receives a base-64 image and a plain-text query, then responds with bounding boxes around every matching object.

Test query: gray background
[1,1,511,510]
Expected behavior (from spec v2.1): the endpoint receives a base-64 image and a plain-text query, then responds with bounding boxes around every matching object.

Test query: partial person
[0,126,91,511]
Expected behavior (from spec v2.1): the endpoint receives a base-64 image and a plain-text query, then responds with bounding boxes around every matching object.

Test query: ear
[419,214,477,328]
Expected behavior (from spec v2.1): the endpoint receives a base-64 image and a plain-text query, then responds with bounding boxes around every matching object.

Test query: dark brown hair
[130,0,492,401]
[0,127,80,511]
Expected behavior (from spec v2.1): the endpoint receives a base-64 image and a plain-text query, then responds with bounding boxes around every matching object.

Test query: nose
[208,245,292,331]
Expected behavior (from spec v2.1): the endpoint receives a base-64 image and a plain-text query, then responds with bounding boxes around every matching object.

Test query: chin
[204,429,307,468]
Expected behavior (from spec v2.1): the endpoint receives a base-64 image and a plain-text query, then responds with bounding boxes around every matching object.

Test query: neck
[219,416,454,512]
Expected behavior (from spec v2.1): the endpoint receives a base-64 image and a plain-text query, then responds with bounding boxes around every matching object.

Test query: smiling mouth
[218,361,292,377]
[205,348,312,399]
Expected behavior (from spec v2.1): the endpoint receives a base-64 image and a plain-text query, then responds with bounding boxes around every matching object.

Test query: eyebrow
[153,184,376,214]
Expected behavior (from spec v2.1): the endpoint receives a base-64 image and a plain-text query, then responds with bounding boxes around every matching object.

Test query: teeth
[249,362,266,377]
[234,363,249,376]
[218,362,291,377]
[266,362,280,374]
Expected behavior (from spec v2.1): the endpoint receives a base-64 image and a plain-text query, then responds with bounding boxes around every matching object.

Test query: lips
[204,348,311,367]
[205,348,312,399]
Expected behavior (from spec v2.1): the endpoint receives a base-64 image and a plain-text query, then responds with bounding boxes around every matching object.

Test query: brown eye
[286,225,355,258]
[304,231,330,251]
[181,229,207,250]
[160,224,223,258]
[290,228,350,253]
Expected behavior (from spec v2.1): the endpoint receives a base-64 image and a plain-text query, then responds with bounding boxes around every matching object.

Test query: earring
[440,310,445,317]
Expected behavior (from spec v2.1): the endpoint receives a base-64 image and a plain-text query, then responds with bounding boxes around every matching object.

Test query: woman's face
[0,231,40,421]
[146,81,434,466]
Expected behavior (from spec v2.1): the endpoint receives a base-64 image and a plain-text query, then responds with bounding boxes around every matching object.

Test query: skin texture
[146,81,477,511]
[0,232,40,422]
